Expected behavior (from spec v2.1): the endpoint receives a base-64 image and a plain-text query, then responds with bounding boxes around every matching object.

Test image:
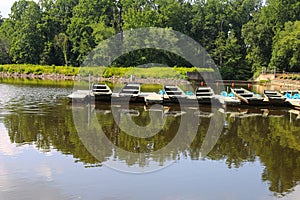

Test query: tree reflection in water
[3,99,300,196]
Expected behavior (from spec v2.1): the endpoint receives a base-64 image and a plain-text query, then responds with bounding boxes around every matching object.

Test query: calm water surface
[0,82,300,200]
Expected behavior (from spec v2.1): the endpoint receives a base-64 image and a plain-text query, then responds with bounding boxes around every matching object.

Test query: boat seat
[93,86,107,89]
[121,90,139,94]
[196,92,214,96]
[240,94,253,97]
[197,89,211,93]
[167,91,183,95]
[270,97,285,99]
[233,89,245,94]
[93,89,110,92]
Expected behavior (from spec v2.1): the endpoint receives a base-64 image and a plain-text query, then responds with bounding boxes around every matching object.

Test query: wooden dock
[68,90,93,102]
[68,84,300,110]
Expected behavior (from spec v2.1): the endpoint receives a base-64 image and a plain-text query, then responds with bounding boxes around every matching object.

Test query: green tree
[39,0,79,65]
[242,0,300,75]
[121,0,161,29]
[67,0,115,66]
[242,13,273,75]
[200,0,229,52]
[114,0,194,67]
[39,0,63,65]
[156,0,193,35]
[9,0,43,64]
[0,16,15,64]
[0,12,11,64]
[0,11,3,26]
[218,30,249,80]
[0,35,10,64]
[54,33,69,66]
[270,21,300,72]
[192,0,260,79]
[0,34,11,64]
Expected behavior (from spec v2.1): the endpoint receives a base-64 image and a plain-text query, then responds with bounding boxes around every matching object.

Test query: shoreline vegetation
[0,64,213,80]
[1,64,300,89]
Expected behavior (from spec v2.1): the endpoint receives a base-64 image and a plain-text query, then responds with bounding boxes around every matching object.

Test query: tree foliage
[8,0,43,64]
[242,0,300,74]
[0,0,299,79]
[269,21,300,72]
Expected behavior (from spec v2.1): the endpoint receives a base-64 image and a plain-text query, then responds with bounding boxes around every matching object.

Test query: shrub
[259,80,267,85]
[24,68,34,74]
[8,67,14,73]
[33,68,43,75]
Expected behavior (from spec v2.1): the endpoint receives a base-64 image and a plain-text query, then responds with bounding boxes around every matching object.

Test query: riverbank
[0,71,191,86]
[0,71,77,80]
[271,79,300,89]
[2,71,300,89]
[0,64,213,79]
[257,73,300,89]
[1,64,300,90]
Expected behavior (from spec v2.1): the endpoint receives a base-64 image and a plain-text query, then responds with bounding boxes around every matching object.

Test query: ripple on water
[0,110,12,116]
[0,85,72,119]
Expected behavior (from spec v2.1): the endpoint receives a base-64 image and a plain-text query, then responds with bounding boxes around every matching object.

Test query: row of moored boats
[68,83,300,108]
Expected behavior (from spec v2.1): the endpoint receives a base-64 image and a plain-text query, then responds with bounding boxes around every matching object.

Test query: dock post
[89,74,91,91]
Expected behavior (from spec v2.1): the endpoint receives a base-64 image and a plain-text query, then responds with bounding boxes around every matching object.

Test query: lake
[0,80,300,200]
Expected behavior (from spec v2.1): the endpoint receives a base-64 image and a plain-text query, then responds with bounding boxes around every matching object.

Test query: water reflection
[1,83,300,197]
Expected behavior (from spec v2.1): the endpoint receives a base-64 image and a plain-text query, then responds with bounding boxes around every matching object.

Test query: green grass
[0,64,79,76]
[79,66,106,77]
[0,64,215,79]
[129,67,181,79]
[141,84,163,92]
[101,66,214,79]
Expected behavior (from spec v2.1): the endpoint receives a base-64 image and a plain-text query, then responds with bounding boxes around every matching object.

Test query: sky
[0,0,17,18]
[0,0,38,18]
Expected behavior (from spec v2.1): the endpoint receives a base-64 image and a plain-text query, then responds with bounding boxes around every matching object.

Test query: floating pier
[67,90,93,103]
[68,83,300,110]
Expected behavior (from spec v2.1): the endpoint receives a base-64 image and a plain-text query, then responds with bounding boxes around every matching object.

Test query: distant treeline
[0,0,299,80]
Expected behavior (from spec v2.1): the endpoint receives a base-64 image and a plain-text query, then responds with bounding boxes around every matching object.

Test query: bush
[33,68,43,75]
[259,80,268,85]
[102,67,132,78]
[8,67,14,73]
[24,68,34,74]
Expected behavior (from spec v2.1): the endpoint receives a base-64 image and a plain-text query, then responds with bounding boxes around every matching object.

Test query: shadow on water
[1,83,300,196]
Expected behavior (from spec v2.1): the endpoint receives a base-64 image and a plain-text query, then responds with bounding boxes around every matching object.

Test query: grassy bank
[0,64,79,76]
[0,77,75,87]
[0,64,214,79]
